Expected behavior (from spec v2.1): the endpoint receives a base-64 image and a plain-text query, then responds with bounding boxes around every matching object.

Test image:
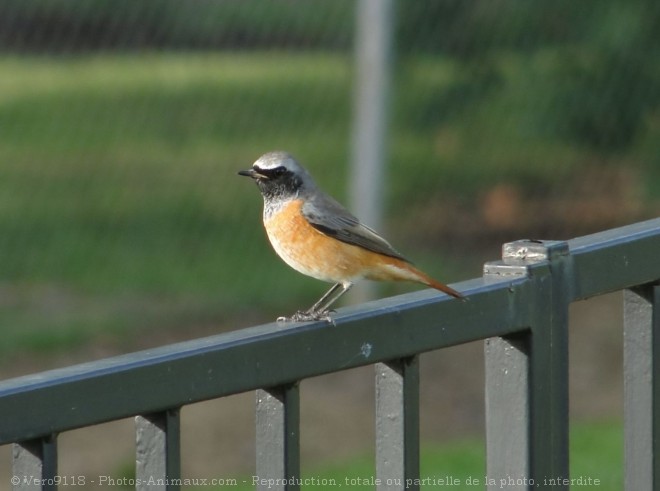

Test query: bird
[238,151,465,322]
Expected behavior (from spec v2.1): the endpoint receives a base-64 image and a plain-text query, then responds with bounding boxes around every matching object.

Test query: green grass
[0,52,355,354]
[0,51,657,357]
[189,421,621,490]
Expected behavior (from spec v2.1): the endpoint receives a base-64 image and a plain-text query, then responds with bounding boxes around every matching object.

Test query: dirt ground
[0,291,623,488]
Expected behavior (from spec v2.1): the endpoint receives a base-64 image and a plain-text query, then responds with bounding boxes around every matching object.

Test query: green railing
[1,218,659,491]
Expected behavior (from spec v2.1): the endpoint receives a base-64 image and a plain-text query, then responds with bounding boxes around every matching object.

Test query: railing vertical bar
[532,244,571,491]
[136,408,181,491]
[484,239,570,490]
[528,293,569,490]
[624,285,660,491]
[375,356,420,491]
[484,244,532,491]
[12,434,58,491]
[485,335,530,490]
[256,384,300,491]
[528,242,570,490]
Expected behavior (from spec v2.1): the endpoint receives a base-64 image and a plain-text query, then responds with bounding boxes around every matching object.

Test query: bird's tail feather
[409,266,466,301]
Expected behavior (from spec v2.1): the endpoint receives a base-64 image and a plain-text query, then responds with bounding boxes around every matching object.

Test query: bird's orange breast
[264,199,424,285]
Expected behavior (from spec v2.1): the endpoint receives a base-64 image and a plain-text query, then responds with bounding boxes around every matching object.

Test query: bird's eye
[274,166,287,177]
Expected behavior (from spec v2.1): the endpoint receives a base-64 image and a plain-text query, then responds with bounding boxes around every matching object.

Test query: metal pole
[350,0,394,304]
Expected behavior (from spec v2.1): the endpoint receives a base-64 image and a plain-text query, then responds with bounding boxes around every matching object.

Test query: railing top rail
[0,217,659,444]
[569,217,660,300]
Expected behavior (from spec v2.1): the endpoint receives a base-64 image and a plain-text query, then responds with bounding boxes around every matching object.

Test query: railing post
[136,409,181,491]
[484,333,530,488]
[484,240,570,490]
[624,284,660,490]
[12,435,58,491]
[256,384,300,491]
[375,356,420,491]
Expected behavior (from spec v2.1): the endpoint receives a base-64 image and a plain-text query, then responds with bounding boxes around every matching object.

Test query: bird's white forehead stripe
[253,159,280,170]
[254,153,299,171]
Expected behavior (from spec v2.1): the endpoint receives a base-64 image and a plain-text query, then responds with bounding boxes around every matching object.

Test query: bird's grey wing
[302,194,408,261]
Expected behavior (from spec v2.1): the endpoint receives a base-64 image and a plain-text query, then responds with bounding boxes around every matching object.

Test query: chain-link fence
[0,0,657,484]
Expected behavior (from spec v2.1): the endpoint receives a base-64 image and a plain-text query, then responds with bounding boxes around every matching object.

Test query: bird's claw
[277,309,335,323]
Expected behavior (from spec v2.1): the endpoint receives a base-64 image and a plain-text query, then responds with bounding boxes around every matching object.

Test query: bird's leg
[279,282,352,322]
[307,282,346,314]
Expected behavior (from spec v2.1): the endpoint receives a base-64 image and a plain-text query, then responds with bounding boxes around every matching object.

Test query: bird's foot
[277,309,335,323]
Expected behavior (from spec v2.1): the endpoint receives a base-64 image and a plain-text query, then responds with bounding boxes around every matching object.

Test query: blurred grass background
[0,52,356,355]
[0,0,658,488]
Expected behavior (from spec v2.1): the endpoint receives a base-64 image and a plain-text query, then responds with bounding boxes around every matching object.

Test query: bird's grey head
[238,151,316,203]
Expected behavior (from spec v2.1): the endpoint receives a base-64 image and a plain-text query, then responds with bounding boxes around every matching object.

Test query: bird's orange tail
[409,265,466,301]
[368,256,466,301]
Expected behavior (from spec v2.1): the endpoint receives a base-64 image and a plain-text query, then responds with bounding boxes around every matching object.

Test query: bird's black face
[238,164,303,201]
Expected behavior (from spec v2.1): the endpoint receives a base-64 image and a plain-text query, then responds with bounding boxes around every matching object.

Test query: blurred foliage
[551,48,660,151]
[399,0,660,153]
[0,0,353,51]
[2,0,659,156]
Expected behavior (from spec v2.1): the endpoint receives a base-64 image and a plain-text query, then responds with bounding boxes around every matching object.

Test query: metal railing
[1,218,659,491]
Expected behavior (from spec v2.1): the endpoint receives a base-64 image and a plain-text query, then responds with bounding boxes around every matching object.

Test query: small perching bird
[239,151,465,322]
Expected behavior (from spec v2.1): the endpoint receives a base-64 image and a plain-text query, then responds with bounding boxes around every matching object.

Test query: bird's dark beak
[238,168,269,180]
[237,169,256,179]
